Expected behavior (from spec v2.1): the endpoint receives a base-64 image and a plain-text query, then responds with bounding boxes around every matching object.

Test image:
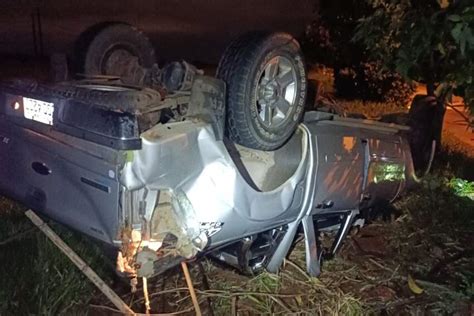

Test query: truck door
[312,125,366,212]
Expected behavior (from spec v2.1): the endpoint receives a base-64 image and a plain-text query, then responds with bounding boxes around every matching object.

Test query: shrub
[334,61,415,106]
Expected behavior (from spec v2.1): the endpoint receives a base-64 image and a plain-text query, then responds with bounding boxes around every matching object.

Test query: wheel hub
[260,82,279,103]
[256,56,298,128]
[103,48,146,85]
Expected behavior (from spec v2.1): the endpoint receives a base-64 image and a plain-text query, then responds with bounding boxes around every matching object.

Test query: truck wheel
[217,32,307,150]
[82,24,156,85]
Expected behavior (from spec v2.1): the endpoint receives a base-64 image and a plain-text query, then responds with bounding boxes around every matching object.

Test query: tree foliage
[354,0,474,110]
[302,0,415,105]
[303,0,369,67]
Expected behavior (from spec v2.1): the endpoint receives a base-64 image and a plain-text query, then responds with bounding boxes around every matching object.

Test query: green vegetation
[0,198,113,315]
[370,162,405,183]
[449,178,474,199]
[354,0,474,110]
[303,1,416,105]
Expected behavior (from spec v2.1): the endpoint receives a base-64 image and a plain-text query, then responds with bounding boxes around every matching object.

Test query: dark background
[0,0,316,64]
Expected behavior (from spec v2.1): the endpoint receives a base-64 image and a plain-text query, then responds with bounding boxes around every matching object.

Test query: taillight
[11,100,21,111]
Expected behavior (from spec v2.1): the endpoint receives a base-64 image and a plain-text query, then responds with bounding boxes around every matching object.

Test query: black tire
[82,24,156,85]
[217,32,307,150]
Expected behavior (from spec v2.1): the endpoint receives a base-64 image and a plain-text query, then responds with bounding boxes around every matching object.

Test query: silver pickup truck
[0,30,437,279]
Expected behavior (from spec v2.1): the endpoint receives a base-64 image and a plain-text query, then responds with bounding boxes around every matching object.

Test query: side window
[363,138,406,204]
[367,161,405,185]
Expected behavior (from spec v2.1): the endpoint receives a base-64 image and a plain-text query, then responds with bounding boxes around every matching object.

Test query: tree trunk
[433,99,446,154]
[408,94,446,176]
[426,81,446,153]
[427,82,436,96]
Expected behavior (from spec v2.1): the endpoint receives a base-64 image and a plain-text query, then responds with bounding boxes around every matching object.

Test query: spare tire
[217,32,307,150]
[81,24,156,86]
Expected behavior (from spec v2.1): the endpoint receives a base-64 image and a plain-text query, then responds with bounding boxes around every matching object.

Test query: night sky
[0,0,316,63]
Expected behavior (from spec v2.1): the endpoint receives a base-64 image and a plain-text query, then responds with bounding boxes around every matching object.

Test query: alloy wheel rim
[256,56,298,128]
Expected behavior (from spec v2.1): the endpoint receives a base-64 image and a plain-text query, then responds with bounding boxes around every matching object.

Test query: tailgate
[0,116,123,245]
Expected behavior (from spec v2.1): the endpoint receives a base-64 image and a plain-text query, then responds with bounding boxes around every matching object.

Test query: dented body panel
[121,121,311,246]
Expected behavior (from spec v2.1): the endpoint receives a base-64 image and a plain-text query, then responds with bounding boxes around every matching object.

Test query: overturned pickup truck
[0,30,440,279]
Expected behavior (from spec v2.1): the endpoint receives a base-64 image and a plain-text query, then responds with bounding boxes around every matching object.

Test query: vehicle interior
[226,127,306,192]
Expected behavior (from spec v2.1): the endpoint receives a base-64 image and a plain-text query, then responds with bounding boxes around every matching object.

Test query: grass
[436,130,474,180]
[0,198,114,315]
[377,180,474,313]
[337,99,407,119]
[197,262,364,315]
[309,65,409,119]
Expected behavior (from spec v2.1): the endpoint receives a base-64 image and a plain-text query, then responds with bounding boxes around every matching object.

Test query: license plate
[23,97,54,125]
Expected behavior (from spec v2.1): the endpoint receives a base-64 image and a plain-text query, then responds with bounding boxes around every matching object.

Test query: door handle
[322,200,334,209]
[316,200,334,209]
[32,162,51,176]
